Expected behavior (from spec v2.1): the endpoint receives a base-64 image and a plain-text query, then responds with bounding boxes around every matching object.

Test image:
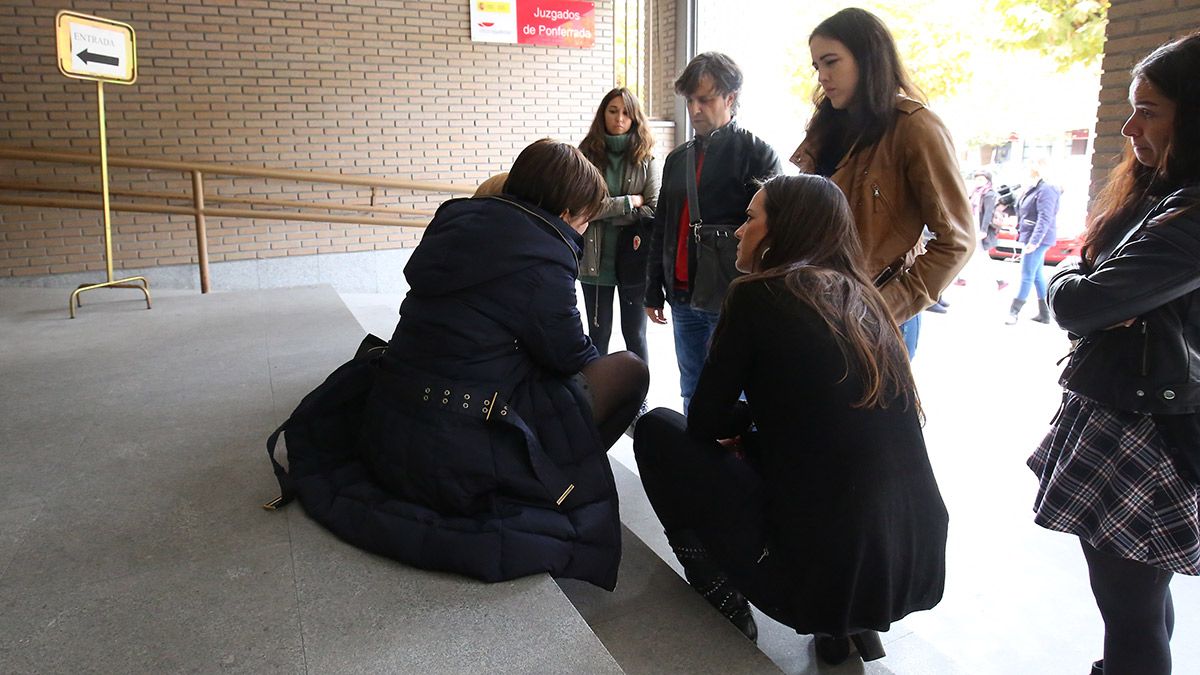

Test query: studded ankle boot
[669,531,758,641]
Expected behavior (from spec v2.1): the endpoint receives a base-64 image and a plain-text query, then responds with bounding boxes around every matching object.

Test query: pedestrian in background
[1005,158,1060,325]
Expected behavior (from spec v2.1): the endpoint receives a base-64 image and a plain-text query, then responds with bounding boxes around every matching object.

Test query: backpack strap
[262,421,295,510]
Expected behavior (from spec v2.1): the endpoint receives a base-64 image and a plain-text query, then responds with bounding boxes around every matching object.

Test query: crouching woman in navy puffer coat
[267,139,649,590]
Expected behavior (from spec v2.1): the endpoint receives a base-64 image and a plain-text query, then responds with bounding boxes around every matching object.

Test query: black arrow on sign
[77,49,119,66]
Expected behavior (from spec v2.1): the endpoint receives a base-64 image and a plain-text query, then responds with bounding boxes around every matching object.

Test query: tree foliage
[784,0,975,105]
[993,0,1109,70]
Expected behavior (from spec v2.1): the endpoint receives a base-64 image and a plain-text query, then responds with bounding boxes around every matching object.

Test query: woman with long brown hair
[633,174,948,664]
[577,87,661,362]
[790,8,973,357]
[1029,33,1200,675]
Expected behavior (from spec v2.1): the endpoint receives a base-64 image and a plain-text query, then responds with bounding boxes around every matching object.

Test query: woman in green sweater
[578,88,662,363]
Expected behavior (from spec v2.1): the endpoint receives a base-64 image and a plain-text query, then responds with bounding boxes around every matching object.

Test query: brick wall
[1090,0,1199,197]
[0,0,615,279]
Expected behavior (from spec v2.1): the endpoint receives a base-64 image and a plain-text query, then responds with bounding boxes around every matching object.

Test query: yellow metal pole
[68,79,152,317]
[98,80,114,283]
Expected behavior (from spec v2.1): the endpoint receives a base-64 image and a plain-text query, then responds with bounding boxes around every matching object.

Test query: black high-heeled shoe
[851,630,886,661]
[669,531,758,641]
[813,631,886,665]
[814,635,851,665]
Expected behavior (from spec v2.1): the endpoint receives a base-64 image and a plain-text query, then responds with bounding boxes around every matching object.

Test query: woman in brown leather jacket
[1028,33,1200,675]
[790,8,973,358]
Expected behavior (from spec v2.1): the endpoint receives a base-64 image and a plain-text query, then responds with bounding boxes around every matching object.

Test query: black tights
[581,283,649,363]
[580,351,649,450]
[1081,539,1175,675]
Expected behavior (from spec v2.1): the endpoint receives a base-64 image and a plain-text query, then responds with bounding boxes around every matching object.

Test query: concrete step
[0,285,624,674]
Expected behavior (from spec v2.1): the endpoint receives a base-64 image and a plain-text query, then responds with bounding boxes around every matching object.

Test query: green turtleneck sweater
[581,133,630,286]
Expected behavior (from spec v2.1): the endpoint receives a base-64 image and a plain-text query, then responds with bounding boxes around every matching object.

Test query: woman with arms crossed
[1029,33,1200,675]
[578,87,661,364]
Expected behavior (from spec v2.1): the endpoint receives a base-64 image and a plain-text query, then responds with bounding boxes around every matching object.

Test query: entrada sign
[470,1,595,49]
[56,10,137,84]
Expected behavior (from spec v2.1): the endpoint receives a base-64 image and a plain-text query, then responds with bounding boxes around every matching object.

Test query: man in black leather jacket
[644,52,780,409]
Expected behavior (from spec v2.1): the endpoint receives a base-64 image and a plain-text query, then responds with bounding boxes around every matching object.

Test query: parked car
[987,216,1084,265]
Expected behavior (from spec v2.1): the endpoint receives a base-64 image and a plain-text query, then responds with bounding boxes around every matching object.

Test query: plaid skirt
[1028,391,1200,576]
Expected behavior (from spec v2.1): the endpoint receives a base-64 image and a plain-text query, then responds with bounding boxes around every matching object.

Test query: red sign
[517,1,595,48]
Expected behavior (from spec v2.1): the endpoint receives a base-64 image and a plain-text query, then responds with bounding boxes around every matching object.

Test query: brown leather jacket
[791,98,974,322]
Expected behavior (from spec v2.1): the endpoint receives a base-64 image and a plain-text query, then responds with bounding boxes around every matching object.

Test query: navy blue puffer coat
[268,196,621,589]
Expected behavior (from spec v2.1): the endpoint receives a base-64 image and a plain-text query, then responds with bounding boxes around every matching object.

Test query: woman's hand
[646,307,667,324]
[717,436,744,457]
[629,194,645,209]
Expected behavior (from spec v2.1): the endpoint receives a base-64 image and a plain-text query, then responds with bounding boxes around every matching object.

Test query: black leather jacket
[645,120,780,311]
[1050,186,1200,416]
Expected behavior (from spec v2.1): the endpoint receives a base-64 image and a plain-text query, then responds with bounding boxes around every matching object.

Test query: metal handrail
[0,146,476,194]
[0,144,476,292]
[0,180,438,217]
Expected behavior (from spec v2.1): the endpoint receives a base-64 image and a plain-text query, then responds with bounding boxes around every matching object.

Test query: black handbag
[615,215,651,290]
[263,333,387,510]
[684,141,741,312]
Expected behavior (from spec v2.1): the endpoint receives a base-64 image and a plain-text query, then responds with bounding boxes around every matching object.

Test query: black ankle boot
[1033,297,1051,323]
[669,531,758,641]
[814,636,851,665]
[1091,659,1104,675]
[851,631,886,661]
[813,630,886,665]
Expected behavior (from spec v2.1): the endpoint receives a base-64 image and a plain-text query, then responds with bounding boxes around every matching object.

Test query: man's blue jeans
[669,301,721,410]
[1017,243,1051,301]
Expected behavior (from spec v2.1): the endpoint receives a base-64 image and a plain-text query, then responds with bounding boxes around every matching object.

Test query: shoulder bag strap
[685,141,702,229]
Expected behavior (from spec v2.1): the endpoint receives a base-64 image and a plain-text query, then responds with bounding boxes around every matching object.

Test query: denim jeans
[669,301,721,409]
[899,313,921,360]
[1017,243,1051,301]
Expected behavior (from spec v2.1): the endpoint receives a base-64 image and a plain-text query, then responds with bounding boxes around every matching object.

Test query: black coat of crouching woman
[634,174,948,662]
[266,139,648,590]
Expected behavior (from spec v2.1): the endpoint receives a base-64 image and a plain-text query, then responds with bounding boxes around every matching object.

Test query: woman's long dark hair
[737,174,918,411]
[1083,32,1200,265]
[579,88,655,172]
[806,8,925,157]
